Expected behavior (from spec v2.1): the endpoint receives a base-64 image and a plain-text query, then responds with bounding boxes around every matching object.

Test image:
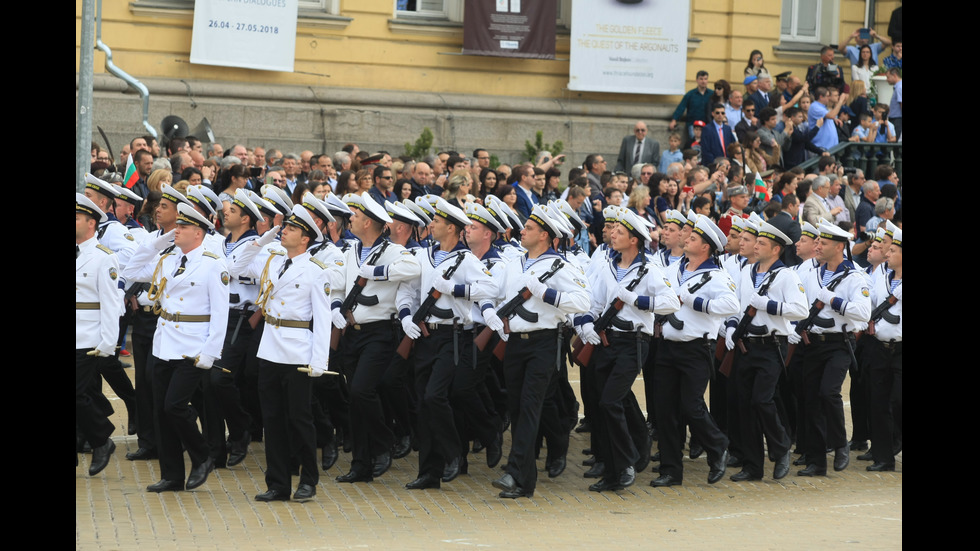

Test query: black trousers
[503,329,559,495]
[342,321,396,475]
[865,339,902,464]
[849,337,872,443]
[76,349,114,449]
[258,359,318,492]
[654,339,729,481]
[413,326,463,478]
[452,329,501,463]
[593,332,648,474]
[802,338,851,469]
[152,357,210,482]
[130,309,158,450]
[734,340,792,477]
[205,309,256,460]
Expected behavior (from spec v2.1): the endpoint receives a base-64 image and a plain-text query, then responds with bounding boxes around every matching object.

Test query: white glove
[891,285,902,301]
[307,364,327,377]
[257,225,281,247]
[432,277,455,295]
[359,263,381,280]
[678,288,695,305]
[195,354,216,369]
[526,278,547,299]
[617,288,638,306]
[497,330,509,342]
[787,331,801,345]
[725,326,736,351]
[86,346,113,358]
[817,288,836,305]
[749,294,770,311]
[484,308,505,332]
[331,309,347,330]
[402,317,421,339]
[152,229,176,251]
[581,323,601,346]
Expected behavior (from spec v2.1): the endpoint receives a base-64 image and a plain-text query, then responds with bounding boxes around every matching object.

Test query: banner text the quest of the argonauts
[569,0,690,95]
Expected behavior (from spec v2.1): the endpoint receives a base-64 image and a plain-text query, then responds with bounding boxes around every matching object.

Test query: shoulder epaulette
[203,251,221,260]
[269,250,286,256]
[310,257,328,269]
[96,244,114,255]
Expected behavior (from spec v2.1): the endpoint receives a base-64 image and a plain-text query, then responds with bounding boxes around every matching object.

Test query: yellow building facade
[77,0,899,164]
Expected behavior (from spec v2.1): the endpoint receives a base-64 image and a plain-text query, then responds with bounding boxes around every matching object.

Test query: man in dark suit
[748,74,778,114]
[511,165,538,219]
[700,103,736,166]
[767,193,802,265]
[615,121,660,172]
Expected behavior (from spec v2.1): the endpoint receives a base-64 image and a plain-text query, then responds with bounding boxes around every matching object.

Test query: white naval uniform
[399,245,498,328]
[344,238,421,323]
[587,257,680,335]
[125,244,230,361]
[662,259,741,342]
[76,237,123,354]
[731,262,810,336]
[97,216,138,270]
[799,261,872,335]
[498,250,592,333]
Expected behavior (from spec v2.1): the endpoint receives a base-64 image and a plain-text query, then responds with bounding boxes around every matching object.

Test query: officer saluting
[725,221,809,481]
[653,216,739,487]
[491,204,591,499]
[125,203,230,492]
[76,193,122,476]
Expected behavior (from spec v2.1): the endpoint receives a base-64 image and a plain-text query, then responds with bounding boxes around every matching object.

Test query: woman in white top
[850,44,879,90]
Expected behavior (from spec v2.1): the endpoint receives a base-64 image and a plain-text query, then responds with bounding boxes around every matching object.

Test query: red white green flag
[753,172,770,201]
[123,154,139,189]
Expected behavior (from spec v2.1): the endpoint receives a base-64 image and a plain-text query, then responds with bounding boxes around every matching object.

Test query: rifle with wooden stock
[572,265,648,367]
[478,258,563,362]
[395,252,466,360]
[718,268,781,377]
[784,266,850,366]
[335,241,390,350]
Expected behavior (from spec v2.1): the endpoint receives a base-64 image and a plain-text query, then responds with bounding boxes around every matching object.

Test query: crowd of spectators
[86,27,901,273]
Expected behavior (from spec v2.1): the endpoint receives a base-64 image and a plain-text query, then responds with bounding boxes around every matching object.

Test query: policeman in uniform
[491,204,591,498]
[121,184,190,461]
[334,194,421,483]
[652,217,739,487]
[399,198,498,490]
[76,193,121,475]
[579,208,679,491]
[235,205,339,501]
[725,221,808,481]
[797,223,871,476]
[125,203,230,492]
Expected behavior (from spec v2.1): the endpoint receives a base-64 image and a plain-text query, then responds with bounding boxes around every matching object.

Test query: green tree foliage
[523,131,563,162]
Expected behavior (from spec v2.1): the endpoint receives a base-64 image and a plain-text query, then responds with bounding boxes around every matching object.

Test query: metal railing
[797,142,902,183]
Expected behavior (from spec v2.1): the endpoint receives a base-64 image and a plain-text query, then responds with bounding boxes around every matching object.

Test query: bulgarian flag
[753,172,770,201]
[122,154,139,189]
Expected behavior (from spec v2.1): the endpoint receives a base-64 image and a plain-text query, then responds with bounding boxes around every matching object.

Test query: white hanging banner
[190,0,299,73]
[568,0,690,95]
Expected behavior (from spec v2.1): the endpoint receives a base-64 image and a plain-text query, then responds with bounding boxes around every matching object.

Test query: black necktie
[279,258,292,278]
[76,245,80,259]
[174,255,187,276]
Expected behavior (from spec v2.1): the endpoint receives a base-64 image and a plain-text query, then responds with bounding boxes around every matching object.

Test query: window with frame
[781,0,821,43]
[397,0,449,18]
